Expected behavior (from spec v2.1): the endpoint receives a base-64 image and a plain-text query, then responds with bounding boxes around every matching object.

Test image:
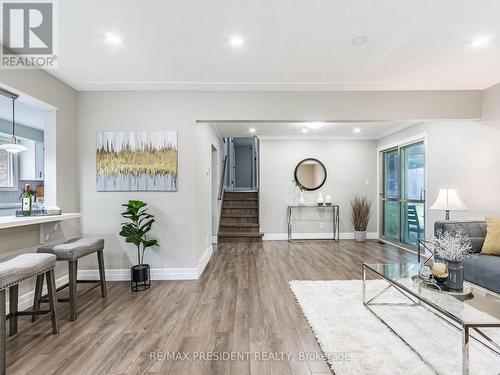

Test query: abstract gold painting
[96,131,177,191]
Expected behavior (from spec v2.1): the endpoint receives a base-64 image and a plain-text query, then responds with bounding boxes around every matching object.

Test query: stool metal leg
[45,269,59,334]
[69,260,78,321]
[31,273,44,322]
[8,285,18,336]
[97,250,107,298]
[0,289,5,375]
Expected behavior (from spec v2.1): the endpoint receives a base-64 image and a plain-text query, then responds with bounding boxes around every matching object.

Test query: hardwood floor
[6,240,414,375]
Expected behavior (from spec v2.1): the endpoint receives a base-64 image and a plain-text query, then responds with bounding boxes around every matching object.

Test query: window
[0,141,15,190]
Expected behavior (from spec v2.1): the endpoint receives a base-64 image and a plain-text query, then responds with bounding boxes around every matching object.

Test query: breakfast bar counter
[0,213,81,230]
[0,213,82,245]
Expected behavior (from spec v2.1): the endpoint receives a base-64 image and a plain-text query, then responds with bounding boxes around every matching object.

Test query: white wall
[378,121,500,236]
[195,123,224,258]
[260,139,377,237]
[77,92,199,271]
[0,70,78,211]
[76,89,482,273]
[482,83,500,129]
[0,69,79,302]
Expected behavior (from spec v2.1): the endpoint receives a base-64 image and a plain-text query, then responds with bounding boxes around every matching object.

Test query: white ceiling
[213,122,416,140]
[52,0,500,91]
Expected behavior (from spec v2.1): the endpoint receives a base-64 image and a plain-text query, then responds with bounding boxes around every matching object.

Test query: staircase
[218,191,263,242]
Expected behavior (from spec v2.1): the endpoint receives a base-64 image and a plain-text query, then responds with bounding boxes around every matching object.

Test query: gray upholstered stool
[0,253,59,373]
[34,238,107,321]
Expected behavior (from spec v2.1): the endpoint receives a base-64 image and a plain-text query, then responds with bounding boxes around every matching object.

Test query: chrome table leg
[362,264,366,304]
[462,325,469,375]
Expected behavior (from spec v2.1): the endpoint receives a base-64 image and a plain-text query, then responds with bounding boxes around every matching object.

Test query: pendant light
[0,89,27,153]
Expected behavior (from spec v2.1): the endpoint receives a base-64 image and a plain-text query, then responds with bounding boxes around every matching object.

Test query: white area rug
[289,280,500,375]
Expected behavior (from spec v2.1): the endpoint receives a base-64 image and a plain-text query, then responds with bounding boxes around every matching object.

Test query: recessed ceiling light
[104,33,123,45]
[248,127,256,133]
[351,36,368,46]
[354,128,361,133]
[470,35,492,48]
[229,35,245,48]
[301,128,309,134]
[305,122,325,130]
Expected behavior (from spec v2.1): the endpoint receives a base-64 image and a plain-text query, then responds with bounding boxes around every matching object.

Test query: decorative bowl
[433,274,448,284]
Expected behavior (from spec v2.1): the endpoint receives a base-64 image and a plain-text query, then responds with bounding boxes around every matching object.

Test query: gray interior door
[225,137,258,191]
[234,141,253,189]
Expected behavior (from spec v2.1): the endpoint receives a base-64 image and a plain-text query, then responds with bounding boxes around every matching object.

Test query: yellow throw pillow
[481,216,500,255]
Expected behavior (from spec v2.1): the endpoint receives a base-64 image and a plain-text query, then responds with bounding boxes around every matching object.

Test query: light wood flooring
[6,240,414,375]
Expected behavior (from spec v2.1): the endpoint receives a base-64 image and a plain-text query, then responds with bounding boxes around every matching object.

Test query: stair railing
[218,155,227,201]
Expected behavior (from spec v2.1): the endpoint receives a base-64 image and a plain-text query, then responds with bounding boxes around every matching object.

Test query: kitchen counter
[0,213,81,230]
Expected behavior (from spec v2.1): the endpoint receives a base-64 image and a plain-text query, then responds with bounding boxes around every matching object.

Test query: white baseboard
[197,245,213,277]
[211,236,217,244]
[338,232,379,240]
[77,245,214,282]
[263,232,379,241]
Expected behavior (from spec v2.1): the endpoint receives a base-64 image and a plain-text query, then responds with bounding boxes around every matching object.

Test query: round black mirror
[294,158,327,191]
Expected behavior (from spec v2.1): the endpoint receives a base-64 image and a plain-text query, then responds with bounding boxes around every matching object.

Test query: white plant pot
[354,231,367,242]
[325,194,333,206]
[317,191,324,206]
[299,191,305,206]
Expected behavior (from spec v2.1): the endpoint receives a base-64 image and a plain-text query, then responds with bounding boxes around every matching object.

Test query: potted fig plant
[119,200,158,291]
[350,194,371,242]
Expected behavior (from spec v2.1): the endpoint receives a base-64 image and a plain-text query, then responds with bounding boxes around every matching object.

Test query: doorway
[225,137,259,191]
[380,139,426,248]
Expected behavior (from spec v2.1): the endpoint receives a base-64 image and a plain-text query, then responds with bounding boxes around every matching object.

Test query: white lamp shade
[0,136,27,153]
[0,142,26,153]
[429,188,469,211]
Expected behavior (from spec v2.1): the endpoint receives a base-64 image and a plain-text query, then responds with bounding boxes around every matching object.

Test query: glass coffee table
[362,262,500,375]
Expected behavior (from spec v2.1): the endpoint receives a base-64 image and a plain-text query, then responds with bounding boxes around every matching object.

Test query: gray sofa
[434,220,500,294]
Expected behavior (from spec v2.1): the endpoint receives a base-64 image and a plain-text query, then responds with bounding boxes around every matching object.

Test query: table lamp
[429,187,469,220]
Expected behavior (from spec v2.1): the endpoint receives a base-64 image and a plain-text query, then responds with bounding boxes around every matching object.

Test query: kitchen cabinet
[19,140,44,181]
[35,141,44,180]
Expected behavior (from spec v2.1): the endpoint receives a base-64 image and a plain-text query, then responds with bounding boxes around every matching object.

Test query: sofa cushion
[464,254,500,294]
[481,216,500,255]
[434,220,487,253]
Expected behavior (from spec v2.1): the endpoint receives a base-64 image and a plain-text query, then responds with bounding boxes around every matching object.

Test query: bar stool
[34,238,107,321]
[0,253,59,374]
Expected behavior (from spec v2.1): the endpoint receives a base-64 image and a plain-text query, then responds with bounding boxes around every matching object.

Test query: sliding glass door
[381,141,425,248]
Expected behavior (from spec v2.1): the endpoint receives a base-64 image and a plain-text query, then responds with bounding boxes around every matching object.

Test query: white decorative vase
[354,231,367,242]
[325,194,333,206]
[299,191,305,206]
[317,191,324,206]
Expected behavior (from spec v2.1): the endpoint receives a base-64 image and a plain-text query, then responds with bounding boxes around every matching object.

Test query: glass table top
[364,262,500,325]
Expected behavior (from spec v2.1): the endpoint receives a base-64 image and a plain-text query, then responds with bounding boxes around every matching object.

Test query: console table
[287,205,340,242]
